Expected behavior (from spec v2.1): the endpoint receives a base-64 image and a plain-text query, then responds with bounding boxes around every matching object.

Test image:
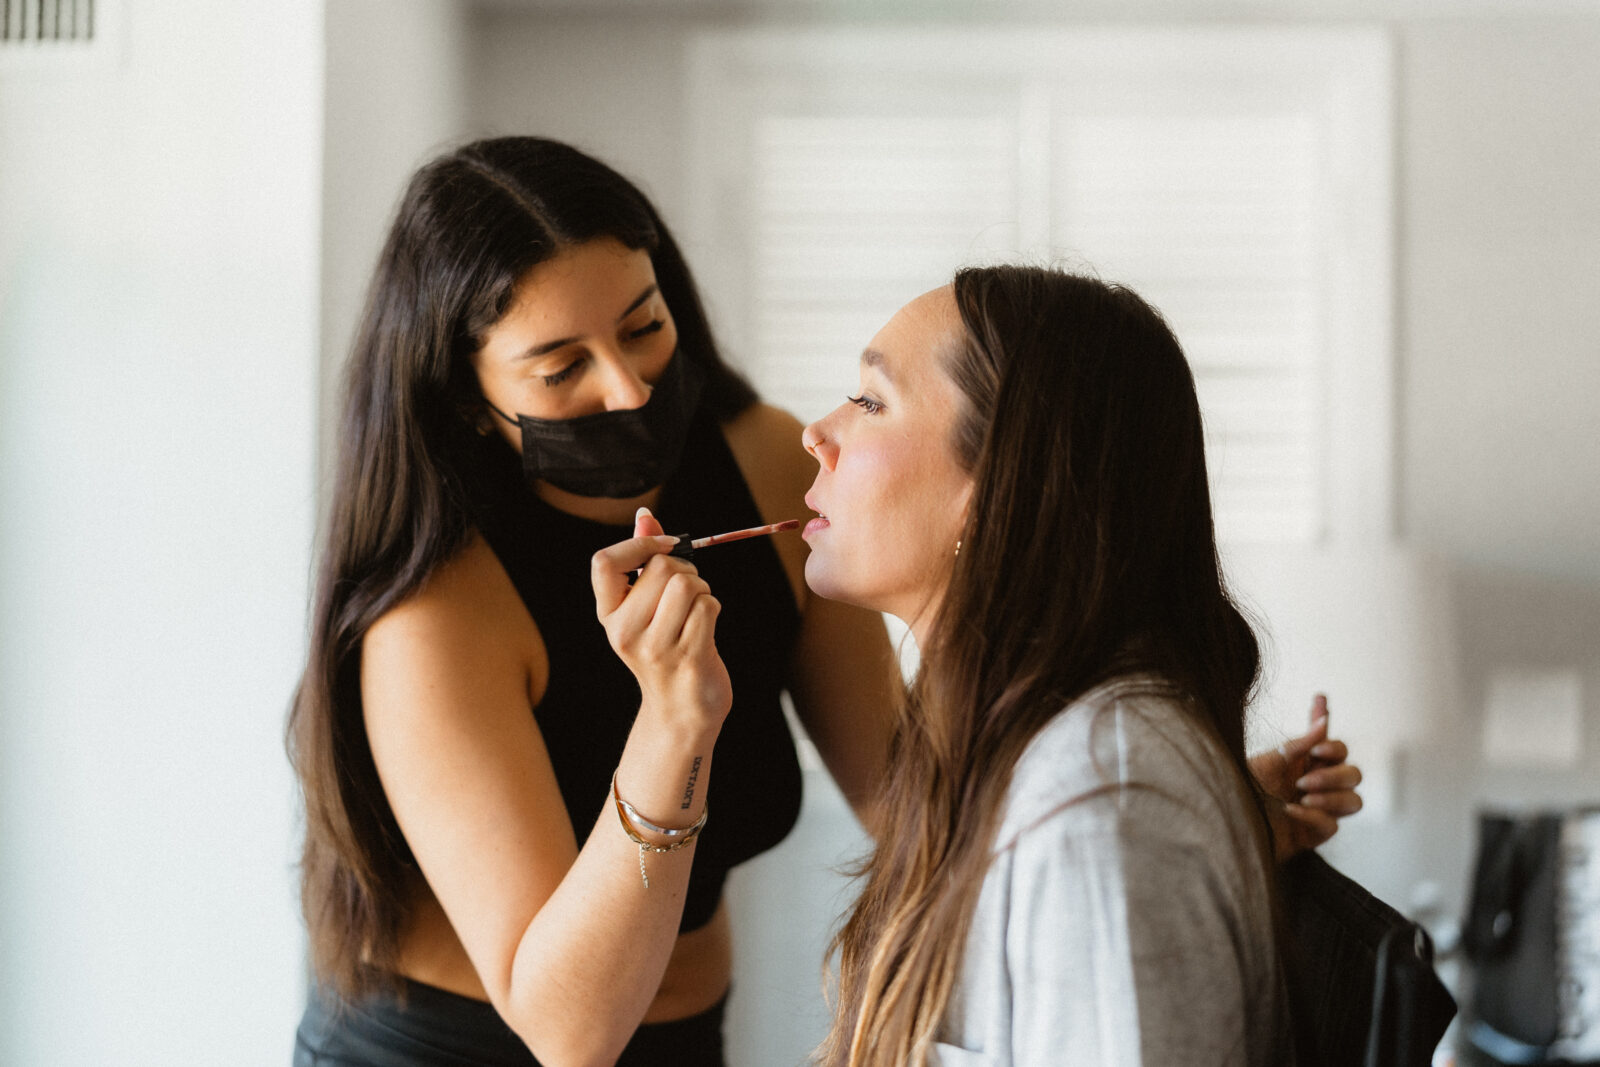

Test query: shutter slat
[1055,114,1323,540]
[703,63,1354,543]
[747,114,1020,422]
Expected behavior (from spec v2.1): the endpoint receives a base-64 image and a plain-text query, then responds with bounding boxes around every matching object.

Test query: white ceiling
[465,0,1600,16]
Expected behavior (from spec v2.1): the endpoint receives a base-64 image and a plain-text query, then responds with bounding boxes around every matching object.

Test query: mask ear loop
[483,398,522,427]
[446,371,504,436]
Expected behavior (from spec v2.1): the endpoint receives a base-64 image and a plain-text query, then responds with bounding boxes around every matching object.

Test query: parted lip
[801,493,829,542]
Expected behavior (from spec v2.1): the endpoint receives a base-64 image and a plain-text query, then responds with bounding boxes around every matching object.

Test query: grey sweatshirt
[932,678,1288,1067]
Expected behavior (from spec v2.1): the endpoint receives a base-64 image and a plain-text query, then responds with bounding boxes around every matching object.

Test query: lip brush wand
[667,520,801,559]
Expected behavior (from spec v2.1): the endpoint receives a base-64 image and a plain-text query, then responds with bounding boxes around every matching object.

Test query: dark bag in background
[1462,807,1600,1065]
[1281,851,1458,1067]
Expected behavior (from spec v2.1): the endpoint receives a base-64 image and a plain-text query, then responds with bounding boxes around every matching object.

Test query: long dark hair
[822,266,1272,1065]
[286,137,757,998]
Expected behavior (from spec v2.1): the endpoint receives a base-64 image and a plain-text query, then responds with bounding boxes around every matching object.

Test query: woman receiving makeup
[288,138,1358,1066]
[794,266,1309,1065]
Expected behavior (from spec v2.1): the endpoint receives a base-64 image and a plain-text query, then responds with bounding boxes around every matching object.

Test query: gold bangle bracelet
[611,771,706,838]
[611,772,708,888]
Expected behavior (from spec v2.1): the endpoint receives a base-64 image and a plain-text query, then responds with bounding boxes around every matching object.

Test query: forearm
[497,718,717,1066]
[486,528,730,1063]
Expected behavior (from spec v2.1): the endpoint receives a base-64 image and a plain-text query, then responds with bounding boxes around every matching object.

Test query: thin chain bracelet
[611,772,708,888]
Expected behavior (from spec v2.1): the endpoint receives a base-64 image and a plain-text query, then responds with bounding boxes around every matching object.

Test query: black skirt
[293,978,727,1067]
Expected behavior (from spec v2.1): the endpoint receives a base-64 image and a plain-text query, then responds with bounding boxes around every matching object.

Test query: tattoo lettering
[680,756,703,810]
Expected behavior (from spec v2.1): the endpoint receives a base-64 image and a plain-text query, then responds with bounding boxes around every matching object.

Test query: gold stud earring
[954,539,962,557]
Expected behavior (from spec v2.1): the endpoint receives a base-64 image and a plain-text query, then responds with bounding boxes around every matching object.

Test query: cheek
[834,443,898,517]
[897,453,965,523]
[876,457,970,582]
[635,338,677,388]
[846,449,950,566]
[650,317,681,366]
[500,383,568,422]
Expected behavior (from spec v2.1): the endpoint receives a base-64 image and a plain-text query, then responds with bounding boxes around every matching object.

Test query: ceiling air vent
[1,0,119,70]
[2,0,96,44]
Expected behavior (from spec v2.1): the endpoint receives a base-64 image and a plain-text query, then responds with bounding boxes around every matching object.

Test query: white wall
[322,0,472,478]
[1400,17,1600,582]
[0,2,322,1063]
[467,5,1600,1063]
[1327,9,1600,911]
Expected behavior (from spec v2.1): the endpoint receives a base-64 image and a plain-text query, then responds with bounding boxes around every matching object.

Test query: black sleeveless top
[466,405,805,932]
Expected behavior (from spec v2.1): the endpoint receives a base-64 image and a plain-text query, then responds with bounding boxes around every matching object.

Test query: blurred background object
[1459,806,1600,1065]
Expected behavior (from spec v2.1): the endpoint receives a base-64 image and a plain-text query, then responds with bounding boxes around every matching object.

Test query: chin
[802,552,870,610]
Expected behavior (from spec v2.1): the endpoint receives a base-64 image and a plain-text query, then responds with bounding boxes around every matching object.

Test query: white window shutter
[687,28,1391,547]
[744,115,1019,421]
[1053,114,1325,541]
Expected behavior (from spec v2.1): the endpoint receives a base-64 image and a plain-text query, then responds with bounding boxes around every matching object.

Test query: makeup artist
[286,137,1359,1067]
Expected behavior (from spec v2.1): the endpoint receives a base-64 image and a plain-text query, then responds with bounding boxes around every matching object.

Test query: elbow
[505,1008,630,1067]
[516,1037,627,1067]
[495,949,640,1066]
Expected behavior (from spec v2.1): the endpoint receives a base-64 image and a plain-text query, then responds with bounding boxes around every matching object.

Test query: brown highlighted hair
[820,266,1272,1065]
[286,137,756,999]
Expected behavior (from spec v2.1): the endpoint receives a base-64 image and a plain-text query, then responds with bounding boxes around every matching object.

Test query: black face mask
[486,350,705,499]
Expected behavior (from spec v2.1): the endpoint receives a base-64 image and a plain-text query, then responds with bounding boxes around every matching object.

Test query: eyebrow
[859,347,893,381]
[515,284,660,360]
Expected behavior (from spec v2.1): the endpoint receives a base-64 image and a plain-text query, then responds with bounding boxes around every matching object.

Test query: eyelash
[847,394,883,415]
[542,362,580,387]
[540,321,665,387]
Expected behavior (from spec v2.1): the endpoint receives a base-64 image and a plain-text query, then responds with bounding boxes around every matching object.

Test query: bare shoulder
[721,403,815,488]
[366,533,525,648]
[363,532,548,712]
[721,403,814,607]
[721,400,804,454]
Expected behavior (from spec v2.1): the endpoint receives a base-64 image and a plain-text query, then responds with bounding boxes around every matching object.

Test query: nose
[599,350,652,412]
[801,418,837,470]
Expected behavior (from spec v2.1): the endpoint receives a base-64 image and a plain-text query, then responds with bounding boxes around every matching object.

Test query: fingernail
[1295,775,1314,791]
[652,534,678,545]
[636,506,654,520]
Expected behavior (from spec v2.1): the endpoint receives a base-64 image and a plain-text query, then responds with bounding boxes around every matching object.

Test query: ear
[448,372,498,436]
[452,394,495,436]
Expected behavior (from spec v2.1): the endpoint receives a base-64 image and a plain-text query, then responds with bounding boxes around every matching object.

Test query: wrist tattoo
[680,756,703,810]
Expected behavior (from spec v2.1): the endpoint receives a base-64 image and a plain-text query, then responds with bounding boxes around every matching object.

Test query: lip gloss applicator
[667,520,800,559]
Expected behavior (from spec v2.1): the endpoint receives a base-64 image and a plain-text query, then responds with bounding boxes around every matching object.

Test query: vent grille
[1,0,95,43]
